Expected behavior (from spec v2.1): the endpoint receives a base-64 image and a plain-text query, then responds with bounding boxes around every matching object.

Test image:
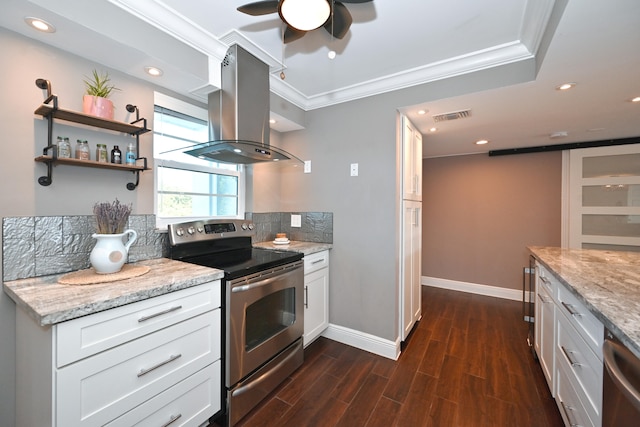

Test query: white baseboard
[423,276,533,302]
[318,277,533,361]
[321,324,400,360]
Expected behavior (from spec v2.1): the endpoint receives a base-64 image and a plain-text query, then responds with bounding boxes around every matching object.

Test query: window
[154,93,244,226]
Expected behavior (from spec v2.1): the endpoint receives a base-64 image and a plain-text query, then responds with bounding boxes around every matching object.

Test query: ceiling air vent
[432,109,471,122]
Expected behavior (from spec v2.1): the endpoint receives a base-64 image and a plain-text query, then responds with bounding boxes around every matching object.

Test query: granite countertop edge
[3,258,224,327]
[253,241,333,255]
[528,246,640,359]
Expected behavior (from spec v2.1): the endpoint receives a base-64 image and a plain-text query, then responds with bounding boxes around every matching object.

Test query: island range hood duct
[184,44,302,164]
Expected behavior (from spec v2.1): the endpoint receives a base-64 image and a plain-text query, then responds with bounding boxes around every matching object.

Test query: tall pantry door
[401,199,422,340]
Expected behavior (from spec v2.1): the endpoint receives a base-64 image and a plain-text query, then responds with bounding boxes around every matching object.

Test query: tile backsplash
[2,211,333,281]
[2,215,166,281]
[247,212,333,244]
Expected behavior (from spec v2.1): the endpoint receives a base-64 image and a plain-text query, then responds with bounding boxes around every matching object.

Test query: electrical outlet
[304,160,311,173]
[291,214,301,227]
[350,163,358,176]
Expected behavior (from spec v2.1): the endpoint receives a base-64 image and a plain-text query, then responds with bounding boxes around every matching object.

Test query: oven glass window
[245,288,296,352]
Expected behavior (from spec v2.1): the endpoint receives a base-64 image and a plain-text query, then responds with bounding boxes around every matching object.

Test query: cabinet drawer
[56,310,221,427]
[105,361,221,427]
[556,361,596,427]
[56,281,221,366]
[556,311,602,425]
[536,263,556,298]
[557,283,604,358]
[304,251,329,274]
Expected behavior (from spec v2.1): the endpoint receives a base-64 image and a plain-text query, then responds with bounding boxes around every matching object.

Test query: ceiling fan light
[280,0,330,31]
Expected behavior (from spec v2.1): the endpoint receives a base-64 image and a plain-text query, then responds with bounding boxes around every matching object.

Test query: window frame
[153,92,245,229]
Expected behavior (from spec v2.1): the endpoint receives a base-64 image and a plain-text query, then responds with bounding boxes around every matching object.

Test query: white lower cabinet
[15,281,222,427]
[534,261,603,427]
[303,250,329,347]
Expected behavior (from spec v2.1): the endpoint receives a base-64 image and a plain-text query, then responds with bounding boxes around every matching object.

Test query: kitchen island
[529,246,640,359]
[3,257,224,427]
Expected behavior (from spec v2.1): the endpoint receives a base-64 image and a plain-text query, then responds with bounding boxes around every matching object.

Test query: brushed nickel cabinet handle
[138,305,183,322]
[561,346,581,367]
[304,286,309,308]
[560,401,580,427]
[561,301,581,316]
[137,354,182,377]
[160,414,182,427]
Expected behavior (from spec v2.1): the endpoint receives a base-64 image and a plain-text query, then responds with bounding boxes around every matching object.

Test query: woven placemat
[58,264,151,285]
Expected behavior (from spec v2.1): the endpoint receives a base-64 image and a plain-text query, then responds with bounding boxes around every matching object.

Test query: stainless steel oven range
[168,219,304,426]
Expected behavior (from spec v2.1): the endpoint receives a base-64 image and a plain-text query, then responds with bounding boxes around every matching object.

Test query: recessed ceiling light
[556,82,576,91]
[475,139,489,145]
[429,127,437,132]
[269,119,276,124]
[144,66,163,77]
[25,17,56,33]
[327,50,336,60]
[418,109,427,115]
[631,96,640,103]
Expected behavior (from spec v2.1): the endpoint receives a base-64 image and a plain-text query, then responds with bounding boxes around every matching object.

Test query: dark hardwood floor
[216,286,564,427]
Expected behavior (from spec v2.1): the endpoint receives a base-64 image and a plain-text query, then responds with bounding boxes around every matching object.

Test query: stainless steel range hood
[184,45,302,165]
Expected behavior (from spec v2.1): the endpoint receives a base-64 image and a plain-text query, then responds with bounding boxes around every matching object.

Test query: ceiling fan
[237,0,373,44]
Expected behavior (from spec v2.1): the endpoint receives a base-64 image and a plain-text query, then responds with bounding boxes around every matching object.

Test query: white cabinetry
[303,250,330,347]
[401,200,422,340]
[534,261,603,427]
[534,264,556,393]
[16,282,222,427]
[402,115,422,201]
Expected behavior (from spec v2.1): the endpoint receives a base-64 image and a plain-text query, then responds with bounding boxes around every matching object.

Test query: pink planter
[82,95,114,120]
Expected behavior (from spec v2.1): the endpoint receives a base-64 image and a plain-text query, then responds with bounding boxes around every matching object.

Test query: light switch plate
[350,163,358,176]
[304,160,311,173]
[291,214,302,227]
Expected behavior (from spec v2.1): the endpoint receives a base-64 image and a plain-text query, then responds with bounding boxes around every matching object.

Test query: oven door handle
[231,275,280,293]
[604,339,640,413]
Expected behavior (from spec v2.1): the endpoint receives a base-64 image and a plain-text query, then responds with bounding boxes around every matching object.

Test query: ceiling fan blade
[237,1,279,16]
[284,26,306,44]
[324,2,352,39]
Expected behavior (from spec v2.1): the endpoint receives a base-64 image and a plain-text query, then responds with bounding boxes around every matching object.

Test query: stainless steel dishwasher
[602,329,640,426]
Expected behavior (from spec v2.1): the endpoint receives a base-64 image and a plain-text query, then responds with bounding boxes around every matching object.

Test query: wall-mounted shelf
[33,78,151,190]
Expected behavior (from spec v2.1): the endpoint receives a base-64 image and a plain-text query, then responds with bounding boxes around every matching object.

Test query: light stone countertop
[253,240,333,255]
[3,258,224,326]
[529,246,640,359]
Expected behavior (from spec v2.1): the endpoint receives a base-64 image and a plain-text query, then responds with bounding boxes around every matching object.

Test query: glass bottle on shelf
[58,137,71,158]
[125,141,136,165]
[111,145,122,164]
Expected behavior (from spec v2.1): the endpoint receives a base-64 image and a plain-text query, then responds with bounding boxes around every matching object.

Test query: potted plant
[90,199,137,274]
[82,69,120,120]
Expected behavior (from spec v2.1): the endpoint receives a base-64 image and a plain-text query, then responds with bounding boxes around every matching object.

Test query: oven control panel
[168,219,255,246]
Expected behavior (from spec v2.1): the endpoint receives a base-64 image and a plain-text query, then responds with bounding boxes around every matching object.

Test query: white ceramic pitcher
[89,229,137,274]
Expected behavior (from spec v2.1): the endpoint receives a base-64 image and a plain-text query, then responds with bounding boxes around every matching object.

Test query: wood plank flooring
[215,286,564,427]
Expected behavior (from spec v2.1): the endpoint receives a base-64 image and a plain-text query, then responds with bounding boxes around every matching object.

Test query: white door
[401,200,422,340]
[402,116,423,201]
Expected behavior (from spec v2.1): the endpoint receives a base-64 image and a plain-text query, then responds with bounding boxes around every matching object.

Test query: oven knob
[176,228,184,237]
[187,226,195,235]
[241,223,248,230]
[248,223,255,230]
[197,226,204,233]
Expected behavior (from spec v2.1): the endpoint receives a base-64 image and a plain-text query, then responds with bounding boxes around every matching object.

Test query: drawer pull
[538,294,552,304]
[561,346,581,367]
[138,305,183,323]
[561,301,581,317]
[137,353,182,377]
[160,414,182,427]
[560,401,581,427]
[311,258,325,265]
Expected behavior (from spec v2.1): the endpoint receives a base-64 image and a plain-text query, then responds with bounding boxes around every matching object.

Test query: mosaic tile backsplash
[2,212,332,281]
